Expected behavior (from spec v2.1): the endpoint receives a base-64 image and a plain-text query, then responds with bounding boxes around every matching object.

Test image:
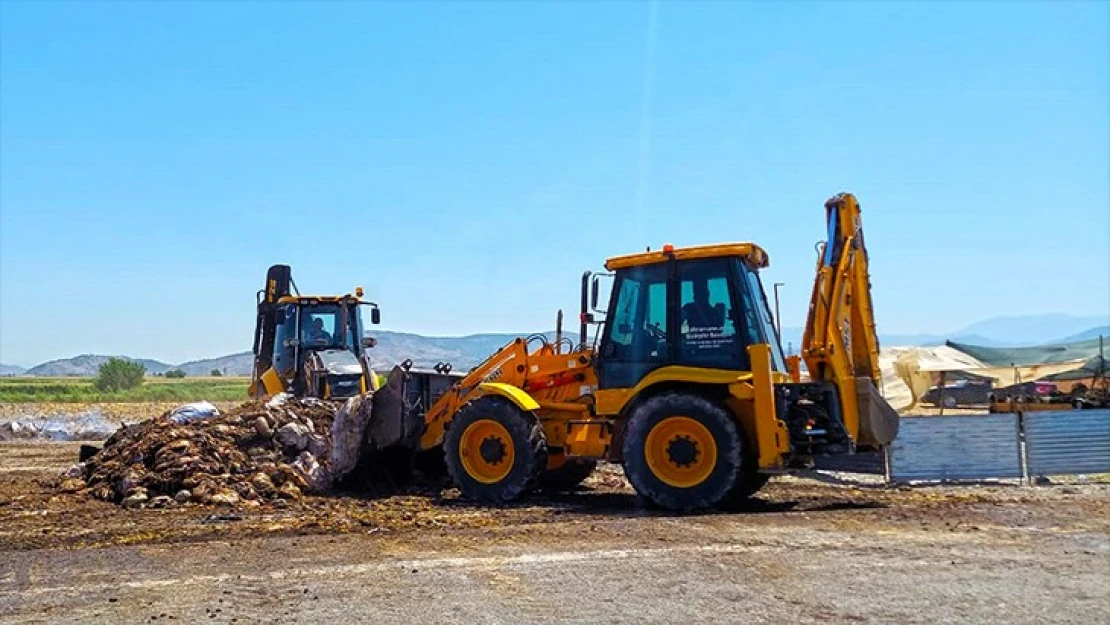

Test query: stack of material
[63,394,374,508]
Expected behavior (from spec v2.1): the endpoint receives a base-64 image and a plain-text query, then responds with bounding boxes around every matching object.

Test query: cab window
[301,308,340,347]
[603,264,668,362]
[676,259,741,366]
[739,261,787,371]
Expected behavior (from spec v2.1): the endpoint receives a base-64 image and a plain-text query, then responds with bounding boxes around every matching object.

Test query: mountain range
[3,314,1107,377]
[10,332,567,377]
[0,364,28,376]
[779,314,1108,355]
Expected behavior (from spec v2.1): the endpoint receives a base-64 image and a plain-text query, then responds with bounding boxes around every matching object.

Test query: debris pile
[65,394,375,507]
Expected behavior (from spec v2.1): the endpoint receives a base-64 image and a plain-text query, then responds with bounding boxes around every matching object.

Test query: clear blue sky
[1,1,1107,366]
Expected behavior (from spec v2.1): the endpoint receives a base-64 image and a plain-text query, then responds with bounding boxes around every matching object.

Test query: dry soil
[1,441,1107,624]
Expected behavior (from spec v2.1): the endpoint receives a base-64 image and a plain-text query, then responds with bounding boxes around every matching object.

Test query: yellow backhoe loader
[249,264,384,400]
[367,192,899,510]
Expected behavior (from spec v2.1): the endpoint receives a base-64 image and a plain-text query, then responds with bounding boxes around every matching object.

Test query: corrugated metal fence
[876,409,1110,483]
[1025,409,1110,477]
[889,414,1023,481]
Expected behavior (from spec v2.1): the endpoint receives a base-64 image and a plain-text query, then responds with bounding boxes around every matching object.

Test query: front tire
[621,392,741,511]
[444,396,547,503]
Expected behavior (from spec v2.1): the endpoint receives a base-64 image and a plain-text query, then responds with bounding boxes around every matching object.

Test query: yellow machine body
[372,193,898,511]
[249,264,380,401]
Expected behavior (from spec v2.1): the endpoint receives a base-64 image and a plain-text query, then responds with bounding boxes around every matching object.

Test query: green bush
[94,358,146,391]
[164,369,187,379]
[210,369,223,377]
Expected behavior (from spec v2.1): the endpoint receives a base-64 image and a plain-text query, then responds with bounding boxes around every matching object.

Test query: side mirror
[590,276,601,310]
[370,307,381,325]
[361,336,377,348]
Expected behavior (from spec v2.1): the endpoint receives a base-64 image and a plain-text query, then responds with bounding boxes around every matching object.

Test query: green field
[0,376,251,403]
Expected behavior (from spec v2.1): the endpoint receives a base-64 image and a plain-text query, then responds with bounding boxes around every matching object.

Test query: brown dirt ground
[2,441,1107,624]
[0,441,1100,553]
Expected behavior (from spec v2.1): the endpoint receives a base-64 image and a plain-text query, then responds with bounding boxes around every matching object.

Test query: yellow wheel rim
[644,416,717,488]
[459,419,515,484]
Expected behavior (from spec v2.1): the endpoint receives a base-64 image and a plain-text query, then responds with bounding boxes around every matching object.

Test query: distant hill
[1054,325,1110,344]
[0,364,27,376]
[10,317,1109,376]
[777,316,1109,353]
[955,314,1108,346]
[9,331,560,377]
[25,354,173,377]
[176,352,255,376]
[176,331,560,376]
[781,328,991,352]
[367,331,535,371]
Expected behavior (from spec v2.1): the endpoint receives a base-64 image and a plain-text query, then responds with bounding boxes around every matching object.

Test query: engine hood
[310,348,364,376]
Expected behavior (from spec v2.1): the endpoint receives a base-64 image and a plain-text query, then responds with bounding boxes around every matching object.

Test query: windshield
[740,262,787,372]
[300,305,346,350]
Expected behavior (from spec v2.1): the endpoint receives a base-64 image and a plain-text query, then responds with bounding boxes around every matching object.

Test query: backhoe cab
[250,264,381,400]
[370,192,899,511]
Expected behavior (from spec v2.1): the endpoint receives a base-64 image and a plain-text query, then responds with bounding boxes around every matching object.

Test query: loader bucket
[854,377,900,447]
[367,365,418,451]
[351,364,461,491]
[338,366,424,493]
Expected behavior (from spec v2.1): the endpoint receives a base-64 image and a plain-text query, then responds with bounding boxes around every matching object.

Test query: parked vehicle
[923,379,993,408]
[989,381,1073,414]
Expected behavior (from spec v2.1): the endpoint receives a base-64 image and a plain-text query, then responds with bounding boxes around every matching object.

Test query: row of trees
[159,369,224,378]
[94,358,224,391]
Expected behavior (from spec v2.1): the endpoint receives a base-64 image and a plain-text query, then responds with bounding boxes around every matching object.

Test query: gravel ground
[1,442,1107,624]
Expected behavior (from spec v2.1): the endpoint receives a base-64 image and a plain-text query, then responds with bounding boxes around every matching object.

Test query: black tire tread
[621,392,742,511]
[444,396,547,503]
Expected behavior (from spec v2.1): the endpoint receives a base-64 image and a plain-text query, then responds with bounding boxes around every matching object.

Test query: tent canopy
[946,338,1105,367]
[882,336,1107,412]
[1041,355,1108,381]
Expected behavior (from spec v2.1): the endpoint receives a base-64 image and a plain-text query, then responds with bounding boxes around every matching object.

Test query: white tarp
[0,411,121,441]
[168,401,221,424]
[879,345,1089,410]
[878,351,916,413]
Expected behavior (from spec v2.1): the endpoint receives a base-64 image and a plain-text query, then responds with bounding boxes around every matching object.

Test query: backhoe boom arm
[800,193,897,447]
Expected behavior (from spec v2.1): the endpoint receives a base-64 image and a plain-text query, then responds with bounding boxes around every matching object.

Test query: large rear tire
[444,396,547,503]
[621,392,741,511]
[538,458,597,491]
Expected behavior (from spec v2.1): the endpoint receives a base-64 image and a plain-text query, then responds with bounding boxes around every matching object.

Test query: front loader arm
[414,335,596,451]
[417,338,533,450]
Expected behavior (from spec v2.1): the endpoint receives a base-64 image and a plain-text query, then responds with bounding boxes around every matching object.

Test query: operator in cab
[682,278,725,329]
[304,316,333,345]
